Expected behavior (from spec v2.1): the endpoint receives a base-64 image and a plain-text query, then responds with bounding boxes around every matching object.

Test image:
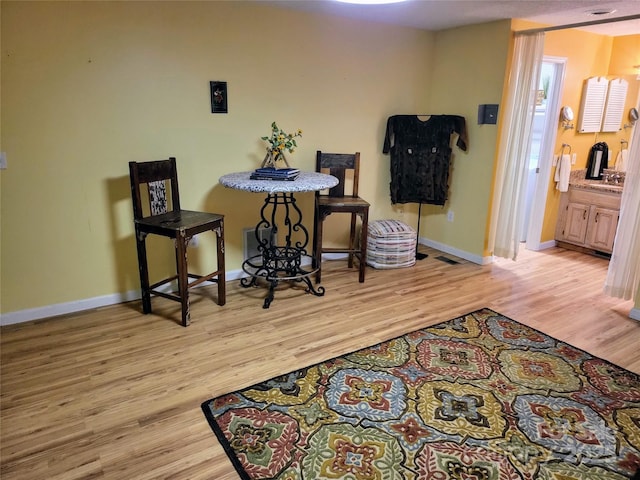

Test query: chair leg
[134,231,152,314]
[175,232,190,327]
[358,210,368,283]
[314,209,324,284]
[348,213,357,268]
[216,223,226,306]
[312,204,319,271]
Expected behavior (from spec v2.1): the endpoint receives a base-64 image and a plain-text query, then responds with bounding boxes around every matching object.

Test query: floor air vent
[435,255,460,265]
[243,227,275,260]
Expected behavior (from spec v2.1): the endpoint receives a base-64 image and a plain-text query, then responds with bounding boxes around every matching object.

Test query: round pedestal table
[219,171,338,308]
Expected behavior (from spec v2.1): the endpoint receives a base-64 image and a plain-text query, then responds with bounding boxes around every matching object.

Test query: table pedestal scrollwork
[241,192,324,308]
[219,171,338,308]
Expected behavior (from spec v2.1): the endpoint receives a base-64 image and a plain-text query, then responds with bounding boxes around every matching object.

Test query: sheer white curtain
[488,32,545,260]
[604,118,640,300]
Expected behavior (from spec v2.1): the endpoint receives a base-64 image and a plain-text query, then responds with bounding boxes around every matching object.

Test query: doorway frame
[525,55,568,251]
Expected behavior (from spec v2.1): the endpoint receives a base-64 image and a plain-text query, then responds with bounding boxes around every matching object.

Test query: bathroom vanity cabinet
[555,185,622,255]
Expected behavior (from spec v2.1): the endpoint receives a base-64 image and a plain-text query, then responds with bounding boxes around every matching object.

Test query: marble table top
[219,171,338,194]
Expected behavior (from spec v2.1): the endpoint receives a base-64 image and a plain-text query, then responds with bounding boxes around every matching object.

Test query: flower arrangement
[261,122,302,156]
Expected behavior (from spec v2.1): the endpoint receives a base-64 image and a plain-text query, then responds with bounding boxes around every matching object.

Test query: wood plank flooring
[1,246,639,479]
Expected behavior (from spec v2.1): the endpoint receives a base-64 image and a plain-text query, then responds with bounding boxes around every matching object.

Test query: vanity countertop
[568,169,623,194]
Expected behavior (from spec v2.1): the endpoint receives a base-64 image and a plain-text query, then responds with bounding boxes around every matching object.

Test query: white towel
[554,154,571,192]
[615,149,628,172]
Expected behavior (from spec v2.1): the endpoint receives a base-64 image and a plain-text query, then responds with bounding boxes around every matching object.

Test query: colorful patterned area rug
[201,308,640,479]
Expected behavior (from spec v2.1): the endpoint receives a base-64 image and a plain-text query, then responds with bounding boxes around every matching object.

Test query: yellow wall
[1,0,441,314]
[1,1,633,318]
[609,34,640,76]
[421,21,512,256]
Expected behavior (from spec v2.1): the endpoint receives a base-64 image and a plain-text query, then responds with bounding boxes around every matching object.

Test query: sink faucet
[601,169,624,185]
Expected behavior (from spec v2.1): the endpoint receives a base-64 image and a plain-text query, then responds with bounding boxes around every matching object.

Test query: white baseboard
[534,240,557,251]
[419,237,492,265]
[0,291,138,326]
[0,244,475,326]
[3,247,638,326]
[0,267,248,326]
[322,253,349,260]
[523,239,557,251]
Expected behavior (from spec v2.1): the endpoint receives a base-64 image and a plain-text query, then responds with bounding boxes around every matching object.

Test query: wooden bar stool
[129,157,225,326]
[313,151,370,283]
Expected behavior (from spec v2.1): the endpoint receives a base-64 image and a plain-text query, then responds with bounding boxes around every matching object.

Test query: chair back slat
[148,181,168,215]
[316,151,360,198]
[129,157,181,220]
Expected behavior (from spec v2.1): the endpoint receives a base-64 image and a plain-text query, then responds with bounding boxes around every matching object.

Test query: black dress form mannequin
[383,114,468,259]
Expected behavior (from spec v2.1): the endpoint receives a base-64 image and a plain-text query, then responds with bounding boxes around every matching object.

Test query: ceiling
[257,0,640,36]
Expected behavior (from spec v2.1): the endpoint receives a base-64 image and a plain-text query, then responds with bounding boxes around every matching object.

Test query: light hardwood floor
[1,246,639,479]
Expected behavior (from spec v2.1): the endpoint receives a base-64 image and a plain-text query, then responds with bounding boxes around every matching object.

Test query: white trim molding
[0,268,248,326]
[419,237,492,265]
[4,245,635,325]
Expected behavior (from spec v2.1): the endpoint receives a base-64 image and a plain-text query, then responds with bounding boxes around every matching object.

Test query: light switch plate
[0,152,6,170]
[478,104,499,124]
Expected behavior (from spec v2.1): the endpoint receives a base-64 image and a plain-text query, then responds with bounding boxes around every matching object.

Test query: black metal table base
[241,252,325,309]
[240,192,326,308]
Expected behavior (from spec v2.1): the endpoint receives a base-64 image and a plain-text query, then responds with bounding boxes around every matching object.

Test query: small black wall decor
[210,81,228,114]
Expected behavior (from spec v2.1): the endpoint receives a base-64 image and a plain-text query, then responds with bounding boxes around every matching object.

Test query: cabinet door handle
[583,210,587,220]
[595,212,599,222]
